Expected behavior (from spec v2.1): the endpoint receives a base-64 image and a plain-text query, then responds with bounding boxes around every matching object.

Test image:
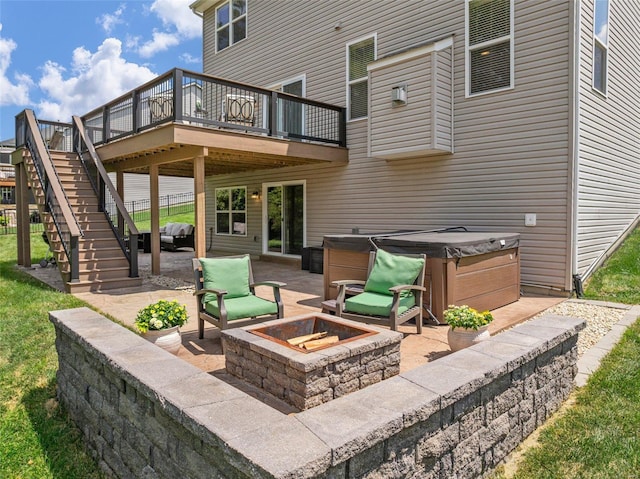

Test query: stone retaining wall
[50,307,584,479]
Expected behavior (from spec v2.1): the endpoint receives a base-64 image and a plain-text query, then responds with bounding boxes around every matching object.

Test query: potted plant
[444,304,494,352]
[135,299,189,354]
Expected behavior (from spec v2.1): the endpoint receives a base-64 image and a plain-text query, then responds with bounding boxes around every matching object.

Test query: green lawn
[132,210,194,231]
[0,234,104,479]
[582,226,640,304]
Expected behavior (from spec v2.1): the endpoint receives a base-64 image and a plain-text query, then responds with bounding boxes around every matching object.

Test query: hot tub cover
[323,230,520,258]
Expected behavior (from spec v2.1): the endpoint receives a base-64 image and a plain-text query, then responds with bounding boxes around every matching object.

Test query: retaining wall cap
[226,416,332,479]
[296,390,404,465]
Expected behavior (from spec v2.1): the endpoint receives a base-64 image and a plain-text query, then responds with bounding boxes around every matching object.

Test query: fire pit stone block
[221,313,403,411]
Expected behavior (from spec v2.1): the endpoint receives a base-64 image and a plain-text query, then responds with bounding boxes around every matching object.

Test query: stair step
[66,276,143,293]
[60,261,131,275]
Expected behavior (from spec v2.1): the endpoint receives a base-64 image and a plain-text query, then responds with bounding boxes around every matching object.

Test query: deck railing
[80,68,347,148]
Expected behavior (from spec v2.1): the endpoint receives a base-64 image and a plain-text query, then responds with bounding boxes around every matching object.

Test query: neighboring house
[0,138,16,204]
[186,0,640,296]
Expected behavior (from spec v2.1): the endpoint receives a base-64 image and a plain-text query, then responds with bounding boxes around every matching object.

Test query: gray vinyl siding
[202,0,573,291]
[576,0,640,278]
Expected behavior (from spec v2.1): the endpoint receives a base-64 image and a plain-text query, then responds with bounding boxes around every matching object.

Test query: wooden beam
[194,154,206,259]
[150,164,160,275]
[16,162,31,266]
[106,144,206,172]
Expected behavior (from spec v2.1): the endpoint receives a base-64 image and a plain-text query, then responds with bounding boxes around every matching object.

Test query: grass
[582,226,640,304]
[133,210,194,231]
[0,234,104,479]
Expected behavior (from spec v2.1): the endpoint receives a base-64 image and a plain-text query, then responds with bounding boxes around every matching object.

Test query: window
[466,0,514,96]
[593,0,609,94]
[216,0,247,53]
[215,187,246,235]
[347,35,376,120]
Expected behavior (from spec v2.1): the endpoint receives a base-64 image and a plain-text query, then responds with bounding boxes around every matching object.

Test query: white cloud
[0,23,33,106]
[97,4,126,34]
[179,52,200,64]
[151,0,201,39]
[135,0,201,58]
[36,38,157,122]
[138,30,181,58]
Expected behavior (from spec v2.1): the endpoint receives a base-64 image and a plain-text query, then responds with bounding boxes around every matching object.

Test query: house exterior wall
[576,0,640,277]
[201,0,574,292]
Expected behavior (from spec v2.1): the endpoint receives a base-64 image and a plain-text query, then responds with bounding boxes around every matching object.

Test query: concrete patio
[25,249,566,377]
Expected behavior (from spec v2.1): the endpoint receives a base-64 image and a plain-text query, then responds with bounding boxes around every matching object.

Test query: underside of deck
[96,122,349,177]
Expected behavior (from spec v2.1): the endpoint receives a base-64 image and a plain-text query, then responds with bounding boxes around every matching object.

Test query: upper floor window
[466,0,514,96]
[593,0,609,95]
[216,0,247,53]
[215,187,247,235]
[347,35,376,120]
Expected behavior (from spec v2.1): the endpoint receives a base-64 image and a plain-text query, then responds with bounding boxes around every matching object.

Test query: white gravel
[532,300,627,357]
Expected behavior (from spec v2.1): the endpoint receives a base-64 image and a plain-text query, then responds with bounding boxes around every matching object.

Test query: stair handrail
[22,109,82,282]
[71,116,139,278]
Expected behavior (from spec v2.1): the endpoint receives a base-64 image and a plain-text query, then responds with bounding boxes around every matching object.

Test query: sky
[0,0,203,141]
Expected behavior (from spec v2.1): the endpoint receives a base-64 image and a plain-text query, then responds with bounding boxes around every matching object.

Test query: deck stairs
[23,123,142,293]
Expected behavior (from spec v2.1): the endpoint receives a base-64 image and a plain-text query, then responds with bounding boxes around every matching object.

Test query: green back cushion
[199,256,251,303]
[364,249,424,296]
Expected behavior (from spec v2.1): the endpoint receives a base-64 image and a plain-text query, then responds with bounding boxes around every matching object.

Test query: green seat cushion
[199,256,251,303]
[345,291,416,317]
[204,295,278,321]
[364,249,425,296]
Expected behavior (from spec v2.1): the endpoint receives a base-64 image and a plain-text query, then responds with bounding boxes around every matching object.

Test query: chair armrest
[332,280,366,287]
[388,284,426,294]
[251,281,287,289]
[194,287,228,298]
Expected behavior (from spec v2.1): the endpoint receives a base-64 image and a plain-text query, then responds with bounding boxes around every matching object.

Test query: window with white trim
[347,36,376,120]
[216,0,247,53]
[215,187,247,235]
[593,0,609,95]
[466,0,513,96]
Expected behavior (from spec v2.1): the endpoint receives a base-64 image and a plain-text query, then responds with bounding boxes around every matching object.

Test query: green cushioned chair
[333,249,426,333]
[193,256,285,338]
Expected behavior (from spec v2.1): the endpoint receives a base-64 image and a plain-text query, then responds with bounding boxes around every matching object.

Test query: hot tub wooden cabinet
[323,231,520,323]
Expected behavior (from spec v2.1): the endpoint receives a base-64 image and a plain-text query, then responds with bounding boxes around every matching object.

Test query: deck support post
[194,150,207,259]
[150,164,160,275]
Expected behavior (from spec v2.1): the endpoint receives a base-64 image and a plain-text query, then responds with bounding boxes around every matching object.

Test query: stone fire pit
[221,313,403,410]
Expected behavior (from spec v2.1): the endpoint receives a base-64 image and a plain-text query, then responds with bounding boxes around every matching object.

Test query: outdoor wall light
[251,190,261,200]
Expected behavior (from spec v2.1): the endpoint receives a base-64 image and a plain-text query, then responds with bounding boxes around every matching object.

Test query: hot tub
[323,229,520,323]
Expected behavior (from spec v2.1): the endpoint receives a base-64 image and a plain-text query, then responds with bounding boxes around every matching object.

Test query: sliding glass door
[264,182,305,255]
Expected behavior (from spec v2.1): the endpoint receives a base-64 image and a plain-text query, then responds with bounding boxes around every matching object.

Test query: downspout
[568,0,582,296]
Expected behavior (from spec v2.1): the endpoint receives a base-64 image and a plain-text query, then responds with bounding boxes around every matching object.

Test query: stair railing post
[130,233,139,278]
[70,234,80,283]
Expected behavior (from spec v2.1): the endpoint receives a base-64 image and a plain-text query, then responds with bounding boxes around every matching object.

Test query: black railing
[0,208,44,235]
[72,116,139,278]
[80,68,347,148]
[125,192,194,223]
[16,110,81,281]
